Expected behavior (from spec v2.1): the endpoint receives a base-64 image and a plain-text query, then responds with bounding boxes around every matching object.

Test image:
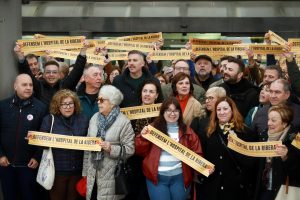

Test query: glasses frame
[60,102,75,109]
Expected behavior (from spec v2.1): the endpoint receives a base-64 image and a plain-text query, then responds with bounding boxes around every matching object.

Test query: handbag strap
[50,114,54,133]
[285,176,289,194]
[117,145,126,163]
[48,114,54,151]
[218,132,242,173]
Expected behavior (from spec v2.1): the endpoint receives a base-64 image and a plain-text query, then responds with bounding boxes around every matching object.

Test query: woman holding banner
[135,97,203,200]
[40,89,89,200]
[200,97,256,200]
[126,79,164,200]
[82,85,135,200]
[134,79,164,133]
[255,104,300,200]
[171,72,205,126]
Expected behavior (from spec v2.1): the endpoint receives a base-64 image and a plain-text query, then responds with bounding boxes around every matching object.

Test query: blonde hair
[206,87,226,99]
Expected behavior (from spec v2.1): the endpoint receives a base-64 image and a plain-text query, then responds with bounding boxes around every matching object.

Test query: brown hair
[152,97,186,135]
[171,72,194,96]
[49,89,81,115]
[106,66,121,84]
[155,72,168,84]
[207,96,244,137]
[44,60,59,70]
[268,104,293,125]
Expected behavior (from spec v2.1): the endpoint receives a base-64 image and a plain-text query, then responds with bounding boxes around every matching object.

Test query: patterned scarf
[92,106,120,168]
[219,122,235,135]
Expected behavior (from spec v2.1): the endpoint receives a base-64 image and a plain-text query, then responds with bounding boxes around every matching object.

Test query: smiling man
[252,79,300,134]
[219,56,259,117]
[112,50,159,108]
[0,74,47,200]
[14,42,88,106]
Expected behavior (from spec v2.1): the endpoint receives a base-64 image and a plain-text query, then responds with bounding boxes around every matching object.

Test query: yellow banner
[117,32,163,43]
[88,39,106,47]
[143,126,214,177]
[28,131,101,151]
[105,40,154,52]
[291,134,300,150]
[227,133,282,157]
[48,49,105,65]
[17,36,85,52]
[268,30,287,45]
[192,45,247,56]
[108,52,129,60]
[289,38,300,50]
[121,104,161,120]
[189,38,242,45]
[149,50,191,60]
[192,44,288,56]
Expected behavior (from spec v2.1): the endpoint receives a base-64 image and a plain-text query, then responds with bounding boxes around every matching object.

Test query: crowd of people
[0,32,299,200]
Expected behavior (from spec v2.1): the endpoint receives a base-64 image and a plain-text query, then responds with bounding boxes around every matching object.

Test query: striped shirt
[158,123,182,176]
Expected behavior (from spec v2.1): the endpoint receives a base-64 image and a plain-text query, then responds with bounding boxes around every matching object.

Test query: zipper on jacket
[13,108,22,164]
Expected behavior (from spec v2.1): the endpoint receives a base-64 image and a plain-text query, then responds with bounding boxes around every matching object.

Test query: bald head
[14,74,33,99]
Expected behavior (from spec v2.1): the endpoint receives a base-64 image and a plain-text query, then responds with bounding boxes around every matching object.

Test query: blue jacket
[77,82,99,119]
[0,95,47,166]
[40,113,89,174]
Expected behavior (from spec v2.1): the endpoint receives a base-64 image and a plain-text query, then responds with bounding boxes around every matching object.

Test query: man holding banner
[0,74,47,200]
[14,42,89,106]
[112,50,160,108]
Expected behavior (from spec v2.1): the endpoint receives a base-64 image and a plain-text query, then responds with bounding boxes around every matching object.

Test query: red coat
[135,126,203,188]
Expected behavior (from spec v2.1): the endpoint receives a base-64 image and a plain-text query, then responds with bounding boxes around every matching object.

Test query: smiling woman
[40,89,89,200]
[200,96,257,200]
[171,72,205,126]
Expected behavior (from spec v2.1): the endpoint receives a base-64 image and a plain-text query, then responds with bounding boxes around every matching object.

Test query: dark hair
[106,66,121,84]
[25,54,38,60]
[207,96,244,136]
[155,72,168,84]
[152,97,187,135]
[220,56,235,63]
[44,60,59,70]
[227,56,245,73]
[171,72,194,96]
[137,79,164,104]
[265,65,283,79]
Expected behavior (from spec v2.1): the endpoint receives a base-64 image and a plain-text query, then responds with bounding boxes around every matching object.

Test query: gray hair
[206,87,226,98]
[99,85,124,106]
[271,78,290,93]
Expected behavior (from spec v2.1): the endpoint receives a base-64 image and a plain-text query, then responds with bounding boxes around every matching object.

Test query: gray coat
[82,112,135,200]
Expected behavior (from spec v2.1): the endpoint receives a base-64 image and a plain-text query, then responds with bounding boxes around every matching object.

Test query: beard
[223,73,239,84]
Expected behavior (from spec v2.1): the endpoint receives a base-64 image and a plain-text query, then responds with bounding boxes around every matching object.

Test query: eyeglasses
[98,97,109,104]
[205,96,215,101]
[45,70,58,75]
[60,102,74,109]
[165,109,180,115]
